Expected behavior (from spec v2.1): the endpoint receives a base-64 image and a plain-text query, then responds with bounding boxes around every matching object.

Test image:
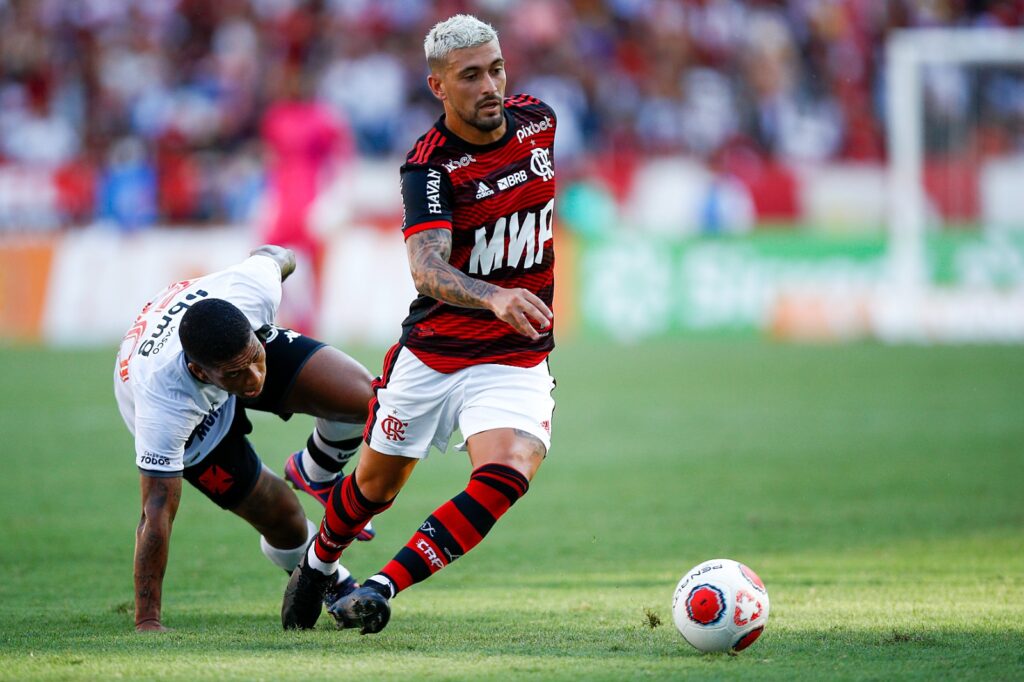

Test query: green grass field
[0,339,1022,680]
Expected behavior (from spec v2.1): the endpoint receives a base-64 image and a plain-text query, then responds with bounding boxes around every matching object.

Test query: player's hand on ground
[135,618,172,633]
[488,287,552,340]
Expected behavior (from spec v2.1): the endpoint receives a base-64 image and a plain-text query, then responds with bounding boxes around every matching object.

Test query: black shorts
[183,407,260,509]
[182,326,324,509]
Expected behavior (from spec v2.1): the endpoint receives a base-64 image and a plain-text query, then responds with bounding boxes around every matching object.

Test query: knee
[355,472,403,504]
[327,382,372,423]
[270,495,310,548]
[491,438,545,482]
[489,451,543,482]
[350,448,417,503]
[353,463,408,504]
[346,361,374,420]
[321,381,372,422]
[355,381,373,419]
[287,508,311,544]
[468,429,546,482]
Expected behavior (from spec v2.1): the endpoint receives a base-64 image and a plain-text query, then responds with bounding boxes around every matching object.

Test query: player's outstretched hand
[250,244,297,281]
[488,287,553,340]
[135,618,173,633]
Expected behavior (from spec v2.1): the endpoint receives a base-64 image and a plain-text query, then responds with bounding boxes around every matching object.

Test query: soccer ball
[672,558,770,653]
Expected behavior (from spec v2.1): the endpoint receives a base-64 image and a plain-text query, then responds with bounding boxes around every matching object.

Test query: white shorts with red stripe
[366,346,555,459]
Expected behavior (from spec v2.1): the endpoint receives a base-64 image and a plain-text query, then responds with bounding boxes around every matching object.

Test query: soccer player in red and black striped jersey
[281,14,558,633]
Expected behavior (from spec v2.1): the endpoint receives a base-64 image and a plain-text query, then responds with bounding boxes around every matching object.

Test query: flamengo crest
[381,414,408,441]
[530,147,554,181]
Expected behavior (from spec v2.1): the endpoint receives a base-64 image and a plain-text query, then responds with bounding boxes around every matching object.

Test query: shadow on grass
[4,609,1022,656]
[3,610,1023,682]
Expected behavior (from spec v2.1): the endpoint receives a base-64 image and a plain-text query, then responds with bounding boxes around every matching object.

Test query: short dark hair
[179,298,253,368]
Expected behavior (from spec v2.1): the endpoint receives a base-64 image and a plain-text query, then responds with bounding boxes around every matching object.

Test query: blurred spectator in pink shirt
[260,66,354,334]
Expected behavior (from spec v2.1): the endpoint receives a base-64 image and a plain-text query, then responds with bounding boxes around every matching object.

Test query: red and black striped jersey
[398,94,556,373]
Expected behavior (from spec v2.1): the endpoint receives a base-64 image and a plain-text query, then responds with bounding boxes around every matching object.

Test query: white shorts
[366,347,555,459]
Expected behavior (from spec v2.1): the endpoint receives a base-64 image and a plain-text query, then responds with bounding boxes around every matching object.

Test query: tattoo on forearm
[135,529,167,618]
[134,477,180,620]
[409,230,497,309]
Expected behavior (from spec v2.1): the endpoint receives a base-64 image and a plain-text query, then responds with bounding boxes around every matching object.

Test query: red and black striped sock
[313,473,392,564]
[368,463,530,598]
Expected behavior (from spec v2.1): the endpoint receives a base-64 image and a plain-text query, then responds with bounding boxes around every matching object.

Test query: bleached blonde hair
[424,14,499,70]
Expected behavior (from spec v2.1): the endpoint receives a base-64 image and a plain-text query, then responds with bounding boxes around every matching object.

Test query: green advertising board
[579,232,1024,340]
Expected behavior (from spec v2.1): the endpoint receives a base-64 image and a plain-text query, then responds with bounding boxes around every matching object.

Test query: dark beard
[470,113,504,132]
[465,100,503,133]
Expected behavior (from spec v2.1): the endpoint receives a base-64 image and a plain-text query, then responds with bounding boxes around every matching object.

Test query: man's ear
[427,73,446,102]
[187,361,210,383]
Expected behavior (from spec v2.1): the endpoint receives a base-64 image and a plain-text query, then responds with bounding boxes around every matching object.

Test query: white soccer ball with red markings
[672,558,770,653]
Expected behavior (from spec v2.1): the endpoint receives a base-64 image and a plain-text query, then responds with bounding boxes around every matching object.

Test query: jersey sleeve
[222,255,283,329]
[132,388,200,477]
[541,99,557,123]
[400,165,454,240]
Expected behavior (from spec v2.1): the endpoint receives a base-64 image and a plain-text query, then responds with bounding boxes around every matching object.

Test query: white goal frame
[874,29,1024,342]
[886,28,1024,291]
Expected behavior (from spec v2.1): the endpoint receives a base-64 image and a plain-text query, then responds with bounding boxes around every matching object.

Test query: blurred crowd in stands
[1,0,1023,230]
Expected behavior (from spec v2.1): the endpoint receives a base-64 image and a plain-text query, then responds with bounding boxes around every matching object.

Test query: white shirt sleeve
[223,255,283,329]
[133,387,202,476]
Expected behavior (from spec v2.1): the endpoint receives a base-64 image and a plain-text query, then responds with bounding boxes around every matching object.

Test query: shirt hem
[403,221,452,239]
[138,468,184,478]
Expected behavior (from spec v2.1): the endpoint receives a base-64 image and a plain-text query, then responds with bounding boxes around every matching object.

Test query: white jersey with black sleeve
[113,255,282,477]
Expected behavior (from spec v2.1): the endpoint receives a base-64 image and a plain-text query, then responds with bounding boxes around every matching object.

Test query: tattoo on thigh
[514,429,547,458]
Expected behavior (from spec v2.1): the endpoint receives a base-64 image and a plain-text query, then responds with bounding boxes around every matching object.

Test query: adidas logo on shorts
[475,182,495,200]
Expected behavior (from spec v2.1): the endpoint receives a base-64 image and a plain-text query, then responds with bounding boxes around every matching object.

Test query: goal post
[881,28,1024,341]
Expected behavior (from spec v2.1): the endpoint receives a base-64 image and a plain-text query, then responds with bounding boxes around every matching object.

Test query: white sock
[315,418,364,445]
[300,448,337,483]
[366,574,395,599]
[261,518,318,572]
[306,542,340,577]
[299,420,363,482]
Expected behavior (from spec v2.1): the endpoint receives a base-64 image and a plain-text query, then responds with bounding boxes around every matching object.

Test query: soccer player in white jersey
[114,245,374,632]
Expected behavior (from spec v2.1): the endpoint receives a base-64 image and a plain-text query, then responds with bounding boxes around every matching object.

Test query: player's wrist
[483,289,503,314]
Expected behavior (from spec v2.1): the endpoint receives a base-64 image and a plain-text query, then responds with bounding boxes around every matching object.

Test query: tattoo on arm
[407,230,498,309]
[135,476,181,625]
